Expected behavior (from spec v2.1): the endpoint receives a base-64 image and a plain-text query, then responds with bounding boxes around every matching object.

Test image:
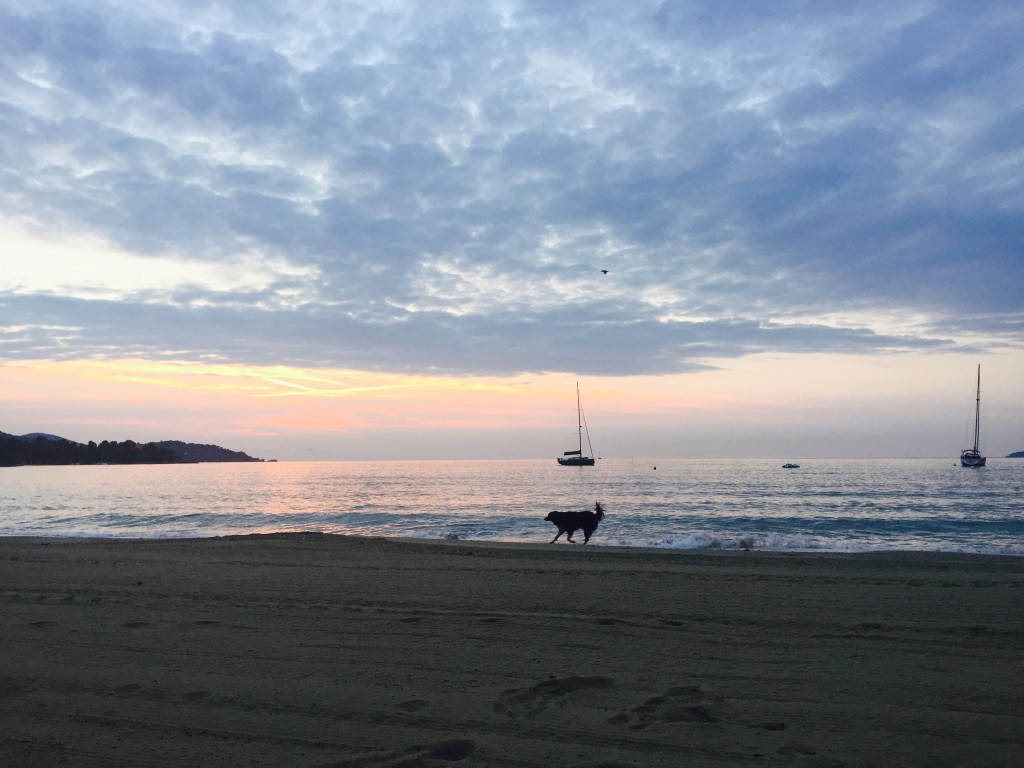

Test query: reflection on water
[2,459,1021,554]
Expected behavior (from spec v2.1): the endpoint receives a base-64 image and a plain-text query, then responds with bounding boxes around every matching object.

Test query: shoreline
[3,530,1023,559]
[3,534,1022,766]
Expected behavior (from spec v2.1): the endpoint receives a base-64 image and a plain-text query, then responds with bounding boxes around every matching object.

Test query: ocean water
[1,459,1021,555]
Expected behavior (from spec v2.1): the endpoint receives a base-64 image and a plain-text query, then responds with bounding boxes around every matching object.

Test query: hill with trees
[150,441,264,463]
[0,432,267,466]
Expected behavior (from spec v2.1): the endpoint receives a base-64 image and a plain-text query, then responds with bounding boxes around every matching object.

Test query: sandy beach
[1,535,1021,767]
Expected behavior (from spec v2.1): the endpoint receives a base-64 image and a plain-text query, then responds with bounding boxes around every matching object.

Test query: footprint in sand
[608,685,724,730]
[423,739,476,761]
[751,720,788,731]
[775,742,848,767]
[493,675,615,718]
[395,699,429,712]
[373,738,478,766]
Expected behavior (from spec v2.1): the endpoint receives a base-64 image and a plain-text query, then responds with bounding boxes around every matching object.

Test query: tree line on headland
[0,432,267,467]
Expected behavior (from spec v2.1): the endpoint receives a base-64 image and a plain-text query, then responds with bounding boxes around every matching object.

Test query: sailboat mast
[577,382,585,454]
[974,364,981,452]
[557,383,596,465]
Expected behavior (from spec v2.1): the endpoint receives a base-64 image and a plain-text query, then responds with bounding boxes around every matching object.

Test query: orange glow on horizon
[0,358,736,440]
[0,355,910,415]
[7,351,1021,459]
[0,354,745,438]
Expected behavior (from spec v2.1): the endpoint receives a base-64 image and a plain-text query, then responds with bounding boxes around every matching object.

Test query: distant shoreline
[1,431,267,466]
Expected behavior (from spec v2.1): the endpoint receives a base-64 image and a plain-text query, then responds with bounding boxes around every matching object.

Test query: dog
[544,502,605,544]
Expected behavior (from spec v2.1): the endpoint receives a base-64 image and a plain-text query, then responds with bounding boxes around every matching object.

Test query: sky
[1,0,1023,461]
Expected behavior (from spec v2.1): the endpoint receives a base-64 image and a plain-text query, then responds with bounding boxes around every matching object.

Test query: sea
[1,459,1021,555]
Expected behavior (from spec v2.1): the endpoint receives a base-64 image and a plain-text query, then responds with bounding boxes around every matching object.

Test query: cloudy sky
[2,0,1022,460]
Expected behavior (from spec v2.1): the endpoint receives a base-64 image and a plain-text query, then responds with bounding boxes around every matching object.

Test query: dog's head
[544,511,558,522]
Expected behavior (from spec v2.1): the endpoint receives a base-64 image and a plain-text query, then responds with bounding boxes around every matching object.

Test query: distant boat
[960,364,986,468]
[558,383,596,466]
[782,463,800,469]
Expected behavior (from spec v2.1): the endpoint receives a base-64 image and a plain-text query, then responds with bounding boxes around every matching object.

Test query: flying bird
[600,269,608,274]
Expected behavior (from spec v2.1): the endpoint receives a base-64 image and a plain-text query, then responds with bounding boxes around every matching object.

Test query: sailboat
[558,383,596,466]
[960,364,986,468]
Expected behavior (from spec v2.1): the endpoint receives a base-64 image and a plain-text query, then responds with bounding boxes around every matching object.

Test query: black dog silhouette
[544,502,605,544]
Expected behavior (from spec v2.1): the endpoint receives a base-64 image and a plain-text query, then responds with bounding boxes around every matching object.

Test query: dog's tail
[594,501,605,521]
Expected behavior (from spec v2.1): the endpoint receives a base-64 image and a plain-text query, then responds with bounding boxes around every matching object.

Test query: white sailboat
[960,364,986,468]
[557,383,596,466]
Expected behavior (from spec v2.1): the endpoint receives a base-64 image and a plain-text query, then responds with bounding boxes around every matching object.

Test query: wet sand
[1,534,1022,767]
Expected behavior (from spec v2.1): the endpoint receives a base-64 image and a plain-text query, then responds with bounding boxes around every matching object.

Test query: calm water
[1,459,1022,554]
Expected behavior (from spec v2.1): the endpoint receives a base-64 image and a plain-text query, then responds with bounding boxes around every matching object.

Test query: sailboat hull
[558,456,595,466]
[960,451,986,468]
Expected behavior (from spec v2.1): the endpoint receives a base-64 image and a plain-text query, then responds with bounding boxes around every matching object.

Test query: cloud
[1,0,1022,376]
[1,291,953,377]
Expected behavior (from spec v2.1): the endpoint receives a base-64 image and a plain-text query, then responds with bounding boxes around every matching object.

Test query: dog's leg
[550,529,564,543]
